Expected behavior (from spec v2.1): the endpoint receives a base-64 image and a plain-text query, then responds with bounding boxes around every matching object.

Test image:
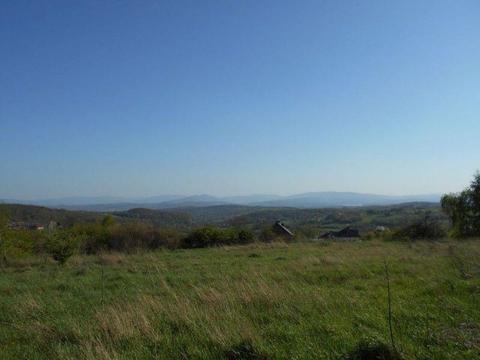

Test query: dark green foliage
[182,227,223,248]
[74,222,183,253]
[0,228,44,262]
[106,223,182,251]
[0,210,8,229]
[0,201,452,258]
[324,211,362,224]
[1,202,448,243]
[72,223,109,254]
[0,203,100,226]
[182,227,255,248]
[441,172,480,237]
[238,229,255,244]
[391,216,446,240]
[346,340,402,360]
[113,208,192,228]
[45,231,79,265]
[230,203,446,237]
[0,210,9,263]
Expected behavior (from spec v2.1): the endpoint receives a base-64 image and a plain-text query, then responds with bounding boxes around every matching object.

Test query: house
[28,223,44,231]
[8,222,45,230]
[272,221,294,238]
[321,226,360,239]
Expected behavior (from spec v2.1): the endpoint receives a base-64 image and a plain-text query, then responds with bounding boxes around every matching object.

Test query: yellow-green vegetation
[0,240,479,359]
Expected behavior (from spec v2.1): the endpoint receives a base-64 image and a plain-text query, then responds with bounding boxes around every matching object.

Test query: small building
[321,226,360,239]
[272,221,294,238]
[8,222,45,230]
[28,223,44,231]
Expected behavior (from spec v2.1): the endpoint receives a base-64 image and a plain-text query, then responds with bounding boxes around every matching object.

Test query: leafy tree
[441,172,480,237]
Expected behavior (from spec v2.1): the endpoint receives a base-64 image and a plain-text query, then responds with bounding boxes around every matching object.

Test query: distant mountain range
[1,192,441,211]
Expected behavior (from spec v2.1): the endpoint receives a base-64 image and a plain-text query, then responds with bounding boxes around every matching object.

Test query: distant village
[8,217,389,242]
[8,221,61,232]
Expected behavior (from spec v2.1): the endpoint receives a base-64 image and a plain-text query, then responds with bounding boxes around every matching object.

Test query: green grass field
[0,240,479,359]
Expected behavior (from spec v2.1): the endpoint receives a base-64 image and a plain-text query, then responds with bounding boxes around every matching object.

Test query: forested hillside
[1,202,446,236]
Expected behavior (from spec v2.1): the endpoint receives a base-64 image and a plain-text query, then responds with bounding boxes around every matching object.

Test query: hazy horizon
[2,1,479,199]
[2,191,443,204]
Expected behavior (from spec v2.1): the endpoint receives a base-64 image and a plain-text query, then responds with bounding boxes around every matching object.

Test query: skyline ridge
[1,191,441,211]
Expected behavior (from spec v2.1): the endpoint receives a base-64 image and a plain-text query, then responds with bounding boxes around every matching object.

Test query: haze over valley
[2,191,441,211]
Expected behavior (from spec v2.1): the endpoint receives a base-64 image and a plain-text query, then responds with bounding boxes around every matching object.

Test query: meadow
[0,239,479,359]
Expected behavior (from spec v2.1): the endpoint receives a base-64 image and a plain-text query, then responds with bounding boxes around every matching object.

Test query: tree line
[0,213,292,265]
[441,172,480,238]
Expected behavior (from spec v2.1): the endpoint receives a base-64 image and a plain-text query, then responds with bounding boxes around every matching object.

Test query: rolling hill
[4,192,441,212]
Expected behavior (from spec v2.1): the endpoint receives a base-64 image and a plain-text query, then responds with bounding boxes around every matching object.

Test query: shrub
[45,231,80,265]
[237,229,255,244]
[72,223,109,254]
[0,224,47,262]
[182,227,229,248]
[72,223,183,253]
[106,223,182,252]
[391,217,445,241]
[182,227,255,248]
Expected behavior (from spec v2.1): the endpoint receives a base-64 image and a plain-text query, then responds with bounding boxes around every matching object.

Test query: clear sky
[1,1,479,199]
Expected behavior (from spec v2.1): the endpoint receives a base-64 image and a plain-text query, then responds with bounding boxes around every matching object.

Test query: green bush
[441,172,480,237]
[237,229,255,244]
[107,223,182,251]
[182,227,255,248]
[391,217,445,241]
[72,223,109,254]
[73,222,183,253]
[0,229,41,262]
[45,231,80,265]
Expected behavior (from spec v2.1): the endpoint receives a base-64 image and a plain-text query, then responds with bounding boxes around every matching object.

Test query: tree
[470,172,480,232]
[441,172,480,237]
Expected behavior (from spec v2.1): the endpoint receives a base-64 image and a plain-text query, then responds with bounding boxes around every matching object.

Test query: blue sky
[1,0,479,199]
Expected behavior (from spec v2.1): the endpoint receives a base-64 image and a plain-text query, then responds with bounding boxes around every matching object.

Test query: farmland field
[0,239,479,359]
